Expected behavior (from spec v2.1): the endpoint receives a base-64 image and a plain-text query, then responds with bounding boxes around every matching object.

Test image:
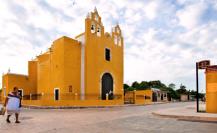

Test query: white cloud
[176,2,207,29]
[143,1,159,20]
[0,0,217,91]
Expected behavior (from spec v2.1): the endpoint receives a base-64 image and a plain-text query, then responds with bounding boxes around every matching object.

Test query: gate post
[106,93,109,100]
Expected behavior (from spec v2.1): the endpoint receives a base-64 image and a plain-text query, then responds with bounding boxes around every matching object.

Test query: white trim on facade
[3,86,6,97]
[76,34,86,100]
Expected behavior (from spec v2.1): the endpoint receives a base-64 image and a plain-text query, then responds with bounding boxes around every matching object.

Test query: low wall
[125,90,152,105]
[22,99,124,107]
[206,70,217,113]
[135,90,152,105]
[206,92,217,113]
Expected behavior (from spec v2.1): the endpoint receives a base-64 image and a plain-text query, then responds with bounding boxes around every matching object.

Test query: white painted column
[80,44,85,100]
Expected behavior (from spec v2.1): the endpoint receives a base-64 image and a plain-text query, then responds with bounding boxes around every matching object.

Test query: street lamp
[196,60,210,112]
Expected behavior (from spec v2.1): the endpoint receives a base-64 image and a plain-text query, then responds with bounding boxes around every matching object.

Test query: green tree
[168,83,176,90]
[149,80,166,89]
[132,81,140,89]
[123,84,129,90]
[127,87,135,91]
[123,84,130,95]
[189,90,205,99]
[138,81,149,90]
[177,84,188,94]
[166,87,179,99]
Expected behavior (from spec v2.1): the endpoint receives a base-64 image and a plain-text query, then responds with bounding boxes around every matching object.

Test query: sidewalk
[152,104,217,123]
[0,102,168,109]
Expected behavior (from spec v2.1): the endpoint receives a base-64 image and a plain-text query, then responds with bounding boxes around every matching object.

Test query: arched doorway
[101,73,113,100]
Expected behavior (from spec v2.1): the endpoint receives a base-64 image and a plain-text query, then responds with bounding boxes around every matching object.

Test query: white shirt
[7,93,20,111]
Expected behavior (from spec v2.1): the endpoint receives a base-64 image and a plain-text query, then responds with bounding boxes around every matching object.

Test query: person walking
[4,87,22,123]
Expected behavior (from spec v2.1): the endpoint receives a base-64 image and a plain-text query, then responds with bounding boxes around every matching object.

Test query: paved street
[0,102,217,133]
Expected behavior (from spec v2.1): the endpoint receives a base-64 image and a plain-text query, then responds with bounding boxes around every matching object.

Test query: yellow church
[0,8,124,107]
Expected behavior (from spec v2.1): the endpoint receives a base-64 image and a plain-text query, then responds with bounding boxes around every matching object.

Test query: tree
[180,84,186,90]
[123,84,129,90]
[127,87,135,91]
[138,81,149,90]
[123,84,130,95]
[168,83,176,90]
[149,80,166,89]
[166,87,179,100]
[189,90,205,99]
[176,84,188,94]
[132,81,140,89]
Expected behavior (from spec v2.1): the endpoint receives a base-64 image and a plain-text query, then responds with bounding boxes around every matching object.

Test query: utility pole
[196,62,199,112]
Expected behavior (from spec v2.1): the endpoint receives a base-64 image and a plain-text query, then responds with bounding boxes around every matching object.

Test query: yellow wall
[22,99,123,107]
[63,37,81,95]
[124,91,135,104]
[206,71,217,113]
[28,61,37,94]
[144,90,153,104]
[134,90,152,105]
[1,74,32,99]
[35,36,82,100]
[84,11,124,100]
[1,9,124,106]
[37,52,51,94]
[124,90,152,105]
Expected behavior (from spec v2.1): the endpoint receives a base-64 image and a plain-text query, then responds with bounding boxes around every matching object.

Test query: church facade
[1,8,124,106]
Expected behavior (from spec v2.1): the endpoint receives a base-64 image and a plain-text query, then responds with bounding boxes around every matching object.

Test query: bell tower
[112,24,123,47]
[85,7,104,38]
[83,8,124,101]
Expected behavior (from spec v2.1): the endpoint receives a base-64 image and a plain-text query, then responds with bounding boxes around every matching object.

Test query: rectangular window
[69,85,72,92]
[105,48,110,61]
[54,88,59,100]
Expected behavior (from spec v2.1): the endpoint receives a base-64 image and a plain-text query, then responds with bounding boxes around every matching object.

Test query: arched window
[95,15,98,22]
[91,22,95,33]
[117,28,120,34]
[97,26,101,37]
[118,37,122,46]
[114,36,118,45]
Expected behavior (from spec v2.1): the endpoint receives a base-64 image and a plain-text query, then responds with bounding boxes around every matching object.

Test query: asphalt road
[0,102,216,133]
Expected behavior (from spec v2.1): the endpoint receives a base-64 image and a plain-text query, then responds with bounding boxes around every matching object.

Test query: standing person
[4,87,22,123]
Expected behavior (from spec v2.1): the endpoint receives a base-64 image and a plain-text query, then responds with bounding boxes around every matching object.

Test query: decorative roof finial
[94,7,98,13]
[86,12,90,18]
[116,21,119,26]
[8,68,10,73]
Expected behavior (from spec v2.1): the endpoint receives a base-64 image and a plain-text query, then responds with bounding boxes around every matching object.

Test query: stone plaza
[0,102,216,133]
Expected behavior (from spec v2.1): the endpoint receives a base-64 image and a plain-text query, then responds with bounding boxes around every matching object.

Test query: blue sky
[1,0,217,91]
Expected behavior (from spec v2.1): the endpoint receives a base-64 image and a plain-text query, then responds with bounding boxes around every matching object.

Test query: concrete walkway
[152,104,217,122]
[1,102,217,133]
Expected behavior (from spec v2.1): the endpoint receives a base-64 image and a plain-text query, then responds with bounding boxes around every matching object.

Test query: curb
[22,104,147,109]
[152,112,217,123]
[21,102,168,109]
[22,105,127,109]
